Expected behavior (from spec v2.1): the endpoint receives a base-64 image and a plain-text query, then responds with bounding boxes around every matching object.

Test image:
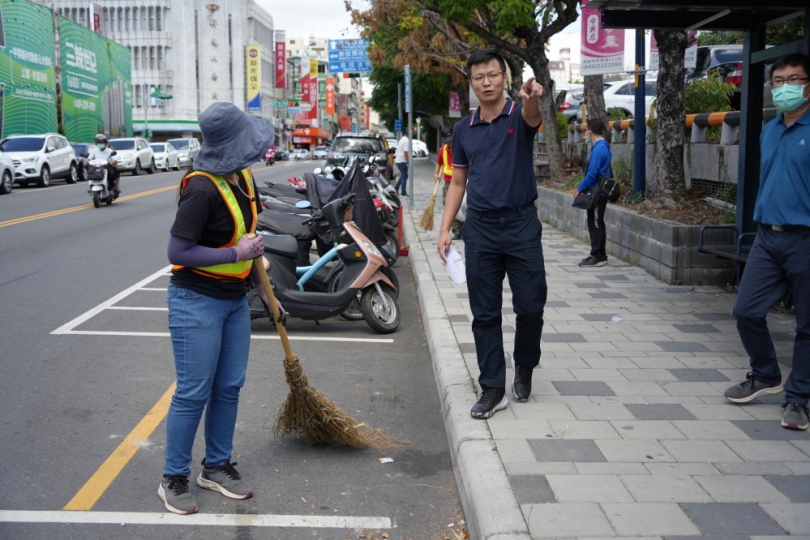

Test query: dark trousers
[394,162,408,195]
[587,195,608,259]
[464,204,548,388]
[733,228,810,405]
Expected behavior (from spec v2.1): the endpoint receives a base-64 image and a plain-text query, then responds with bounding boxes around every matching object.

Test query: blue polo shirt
[755,109,810,227]
[452,98,540,211]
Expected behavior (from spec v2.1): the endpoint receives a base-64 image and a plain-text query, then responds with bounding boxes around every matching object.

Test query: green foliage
[684,73,734,115]
[564,173,583,191]
[694,277,702,286]
[672,280,682,286]
[366,63,451,133]
[612,154,633,187]
[608,107,631,122]
[556,113,569,140]
[436,0,540,35]
[697,31,742,46]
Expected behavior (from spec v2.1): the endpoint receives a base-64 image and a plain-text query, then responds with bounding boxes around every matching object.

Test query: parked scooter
[87,158,119,207]
[248,193,400,333]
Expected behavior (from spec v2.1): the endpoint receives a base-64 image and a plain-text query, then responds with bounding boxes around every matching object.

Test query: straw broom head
[419,178,442,230]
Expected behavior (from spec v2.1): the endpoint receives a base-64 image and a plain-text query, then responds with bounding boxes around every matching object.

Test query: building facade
[52,0,274,139]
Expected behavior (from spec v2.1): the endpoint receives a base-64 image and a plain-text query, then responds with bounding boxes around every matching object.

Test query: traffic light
[343,73,361,78]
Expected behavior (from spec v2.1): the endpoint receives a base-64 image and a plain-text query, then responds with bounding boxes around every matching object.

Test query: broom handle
[246,234,296,361]
[431,177,441,195]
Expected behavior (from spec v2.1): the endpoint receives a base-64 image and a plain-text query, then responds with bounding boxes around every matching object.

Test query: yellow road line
[0,185,177,229]
[63,382,176,511]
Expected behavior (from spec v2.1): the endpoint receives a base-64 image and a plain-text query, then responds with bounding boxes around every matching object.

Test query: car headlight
[120,154,133,160]
[22,156,39,162]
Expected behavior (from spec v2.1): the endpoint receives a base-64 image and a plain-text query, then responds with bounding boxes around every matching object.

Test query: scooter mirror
[295,200,312,209]
[323,166,333,174]
[313,168,322,175]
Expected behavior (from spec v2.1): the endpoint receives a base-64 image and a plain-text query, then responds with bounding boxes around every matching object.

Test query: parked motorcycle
[248,193,400,333]
[87,158,119,207]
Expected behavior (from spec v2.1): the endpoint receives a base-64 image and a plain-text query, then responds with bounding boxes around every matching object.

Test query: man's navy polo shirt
[755,109,810,228]
[452,98,540,211]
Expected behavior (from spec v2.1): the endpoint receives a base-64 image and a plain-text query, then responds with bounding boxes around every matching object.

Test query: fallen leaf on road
[301,497,307,503]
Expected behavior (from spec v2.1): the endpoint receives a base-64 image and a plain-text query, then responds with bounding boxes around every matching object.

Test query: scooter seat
[261,234,300,260]
[256,211,312,240]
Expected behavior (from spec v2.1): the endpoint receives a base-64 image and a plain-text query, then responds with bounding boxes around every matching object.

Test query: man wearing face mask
[724,53,810,431]
[87,134,121,195]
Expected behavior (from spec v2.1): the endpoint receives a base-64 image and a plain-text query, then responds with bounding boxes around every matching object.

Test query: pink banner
[449,92,461,118]
[300,75,310,102]
[580,0,625,76]
[309,77,318,104]
[649,32,659,71]
[275,31,286,88]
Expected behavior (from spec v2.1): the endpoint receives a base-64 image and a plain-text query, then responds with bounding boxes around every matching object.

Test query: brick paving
[403,157,805,539]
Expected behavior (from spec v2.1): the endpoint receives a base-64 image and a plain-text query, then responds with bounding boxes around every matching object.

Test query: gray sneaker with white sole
[197,459,253,499]
[724,372,784,403]
[158,475,198,515]
[782,403,810,430]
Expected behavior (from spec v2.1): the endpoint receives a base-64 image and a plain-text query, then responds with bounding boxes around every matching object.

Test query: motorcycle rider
[87,134,121,195]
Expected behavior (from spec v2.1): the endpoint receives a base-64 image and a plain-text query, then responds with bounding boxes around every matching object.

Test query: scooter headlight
[363,241,381,258]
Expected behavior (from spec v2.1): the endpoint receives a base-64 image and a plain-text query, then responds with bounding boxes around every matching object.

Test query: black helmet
[441,126,453,144]
[94,134,107,145]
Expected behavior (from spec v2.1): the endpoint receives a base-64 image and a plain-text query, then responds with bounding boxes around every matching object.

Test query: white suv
[108,137,155,175]
[166,138,201,168]
[0,133,78,188]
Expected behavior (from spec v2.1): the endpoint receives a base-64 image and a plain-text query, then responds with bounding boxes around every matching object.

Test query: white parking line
[0,510,392,529]
[51,265,395,343]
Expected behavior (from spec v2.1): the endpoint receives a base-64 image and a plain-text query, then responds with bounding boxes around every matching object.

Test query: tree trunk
[652,30,689,203]
[584,75,607,141]
[502,51,524,102]
[527,55,564,179]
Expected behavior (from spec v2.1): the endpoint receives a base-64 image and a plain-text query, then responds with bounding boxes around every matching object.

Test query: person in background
[160,102,280,515]
[87,134,121,194]
[438,47,546,419]
[435,126,462,239]
[723,53,810,431]
[394,133,409,196]
[573,118,612,267]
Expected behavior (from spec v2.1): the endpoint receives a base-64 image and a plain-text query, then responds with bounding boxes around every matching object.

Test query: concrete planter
[537,186,734,286]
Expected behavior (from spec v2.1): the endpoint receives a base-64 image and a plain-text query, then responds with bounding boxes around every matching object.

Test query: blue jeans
[164,284,251,477]
[395,162,408,195]
[463,204,548,388]
[734,228,810,405]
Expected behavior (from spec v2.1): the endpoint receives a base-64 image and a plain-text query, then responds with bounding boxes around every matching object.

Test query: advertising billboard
[246,45,261,112]
[0,0,58,138]
[274,30,285,88]
[59,17,132,142]
[580,0,625,76]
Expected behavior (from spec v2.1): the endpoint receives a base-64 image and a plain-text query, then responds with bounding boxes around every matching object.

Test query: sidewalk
[402,157,806,540]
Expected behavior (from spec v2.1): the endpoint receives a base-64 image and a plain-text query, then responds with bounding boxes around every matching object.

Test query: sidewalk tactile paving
[402,158,803,538]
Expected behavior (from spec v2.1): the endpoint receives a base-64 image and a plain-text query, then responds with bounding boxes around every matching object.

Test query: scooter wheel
[329,269,364,321]
[360,284,400,334]
[92,191,100,208]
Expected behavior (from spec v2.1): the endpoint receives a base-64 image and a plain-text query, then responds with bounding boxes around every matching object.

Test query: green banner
[60,17,132,143]
[0,0,58,138]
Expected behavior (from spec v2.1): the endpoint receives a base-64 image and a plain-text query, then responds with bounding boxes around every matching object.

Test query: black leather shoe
[470,386,507,419]
[513,363,532,402]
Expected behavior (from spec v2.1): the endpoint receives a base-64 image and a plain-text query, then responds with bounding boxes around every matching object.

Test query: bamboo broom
[419,177,442,230]
[249,245,406,450]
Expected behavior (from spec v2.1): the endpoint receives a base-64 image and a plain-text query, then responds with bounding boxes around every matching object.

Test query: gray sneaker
[724,372,784,403]
[158,475,198,515]
[782,403,810,430]
[197,459,253,500]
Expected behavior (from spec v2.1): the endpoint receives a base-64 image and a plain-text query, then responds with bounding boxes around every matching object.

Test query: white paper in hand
[445,246,466,284]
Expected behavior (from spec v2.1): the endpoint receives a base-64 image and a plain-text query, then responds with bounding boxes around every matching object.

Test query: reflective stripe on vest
[172,169,257,281]
[441,145,453,177]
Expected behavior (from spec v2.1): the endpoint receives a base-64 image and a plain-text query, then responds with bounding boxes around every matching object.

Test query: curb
[401,203,531,540]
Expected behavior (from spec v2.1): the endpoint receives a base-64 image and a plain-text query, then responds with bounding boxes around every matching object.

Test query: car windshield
[168,139,189,149]
[331,138,383,153]
[315,146,326,151]
[109,139,135,150]
[150,144,165,152]
[71,144,87,154]
[570,90,584,100]
[713,48,742,66]
[0,137,45,152]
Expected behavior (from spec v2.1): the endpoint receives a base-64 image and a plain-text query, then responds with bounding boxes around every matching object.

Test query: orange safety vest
[441,144,453,178]
[172,169,257,281]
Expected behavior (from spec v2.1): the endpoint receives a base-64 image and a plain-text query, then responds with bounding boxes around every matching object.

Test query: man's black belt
[468,202,536,218]
[762,224,810,232]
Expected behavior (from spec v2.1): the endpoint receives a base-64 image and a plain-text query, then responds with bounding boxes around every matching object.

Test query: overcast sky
[255,0,364,41]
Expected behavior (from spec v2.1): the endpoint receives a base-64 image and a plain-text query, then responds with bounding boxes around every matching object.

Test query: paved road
[0,161,462,539]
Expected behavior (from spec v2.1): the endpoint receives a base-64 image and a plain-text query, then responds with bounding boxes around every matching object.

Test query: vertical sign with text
[246,45,261,112]
[449,92,461,118]
[325,77,335,115]
[404,65,411,113]
[274,30,285,88]
[580,0,625,76]
[300,74,310,103]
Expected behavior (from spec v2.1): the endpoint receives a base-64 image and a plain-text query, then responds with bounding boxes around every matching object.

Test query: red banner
[340,116,351,131]
[300,75,310,102]
[309,101,318,120]
[325,77,335,115]
[309,77,318,103]
[275,30,286,88]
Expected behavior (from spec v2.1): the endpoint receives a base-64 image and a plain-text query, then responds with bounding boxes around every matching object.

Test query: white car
[313,146,328,160]
[581,79,658,120]
[108,137,155,175]
[0,133,78,188]
[150,142,180,171]
[167,138,201,168]
[293,149,310,160]
[0,152,16,194]
[412,139,428,157]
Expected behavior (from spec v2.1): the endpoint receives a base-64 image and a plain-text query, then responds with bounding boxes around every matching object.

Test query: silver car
[0,153,16,194]
[167,138,201,168]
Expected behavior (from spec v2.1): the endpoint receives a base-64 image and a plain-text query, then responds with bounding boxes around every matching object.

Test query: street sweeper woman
[159,102,277,515]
